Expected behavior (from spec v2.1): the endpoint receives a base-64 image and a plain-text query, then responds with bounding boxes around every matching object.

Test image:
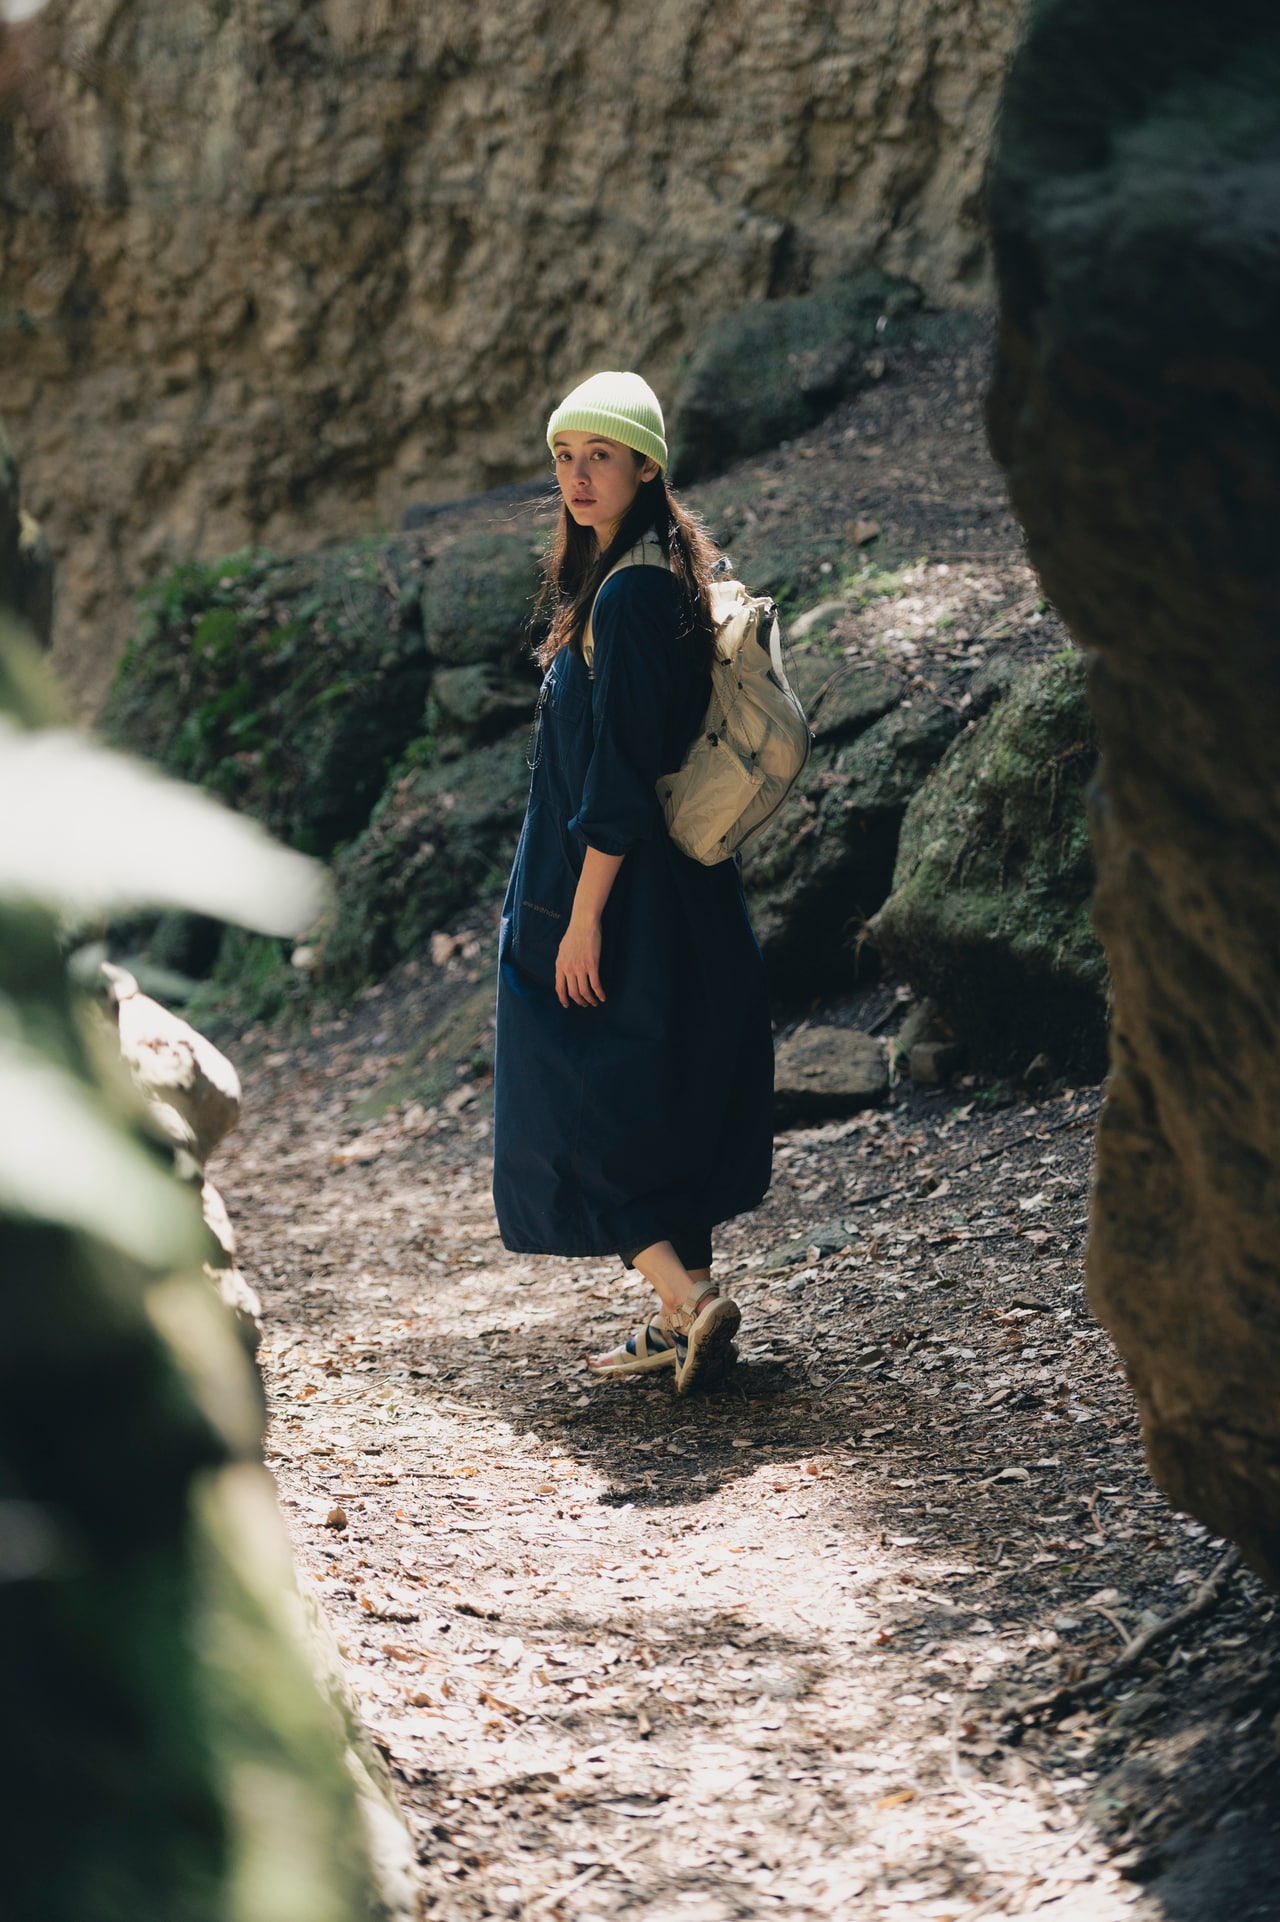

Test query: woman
[492,370,773,1393]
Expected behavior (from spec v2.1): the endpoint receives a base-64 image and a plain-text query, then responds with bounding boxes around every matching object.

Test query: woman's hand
[556,913,605,1008]
[555,847,624,1008]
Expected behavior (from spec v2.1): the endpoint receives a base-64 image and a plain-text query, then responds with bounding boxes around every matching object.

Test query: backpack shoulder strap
[583,533,671,672]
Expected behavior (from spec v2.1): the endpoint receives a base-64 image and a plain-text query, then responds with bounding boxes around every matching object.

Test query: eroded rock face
[2,0,1024,711]
[987,1,1280,1581]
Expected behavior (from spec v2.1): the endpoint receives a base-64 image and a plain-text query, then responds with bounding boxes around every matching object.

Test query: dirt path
[208,323,1280,1919]
[212,1031,1280,1922]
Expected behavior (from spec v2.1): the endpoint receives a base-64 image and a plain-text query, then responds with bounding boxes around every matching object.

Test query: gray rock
[788,651,904,744]
[764,1219,856,1268]
[324,732,530,989]
[967,651,1028,718]
[773,1025,887,1126]
[670,272,923,481]
[789,600,849,641]
[893,998,962,1082]
[987,0,1280,1581]
[745,694,960,997]
[432,662,537,743]
[421,532,541,668]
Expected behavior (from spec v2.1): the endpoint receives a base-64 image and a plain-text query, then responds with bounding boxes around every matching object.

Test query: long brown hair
[535,462,720,672]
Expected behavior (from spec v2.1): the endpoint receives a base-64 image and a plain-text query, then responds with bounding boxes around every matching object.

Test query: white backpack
[585,540,812,865]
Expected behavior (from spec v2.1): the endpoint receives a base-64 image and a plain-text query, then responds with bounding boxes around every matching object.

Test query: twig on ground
[1088,1604,1133,1650]
[1011,1548,1242,1721]
[533,1861,604,1912]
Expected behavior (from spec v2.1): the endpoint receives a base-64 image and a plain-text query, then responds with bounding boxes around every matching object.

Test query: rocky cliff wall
[988,0,1280,1585]
[1,0,1023,711]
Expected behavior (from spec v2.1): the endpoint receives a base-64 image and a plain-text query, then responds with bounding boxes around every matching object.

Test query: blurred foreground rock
[989,0,1280,1581]
[0,432,414,1916]
[101,961,261,1352]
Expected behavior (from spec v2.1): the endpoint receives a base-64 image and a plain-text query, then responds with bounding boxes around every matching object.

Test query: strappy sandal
[672,1287,741,1396]
[587,1321,678,1376]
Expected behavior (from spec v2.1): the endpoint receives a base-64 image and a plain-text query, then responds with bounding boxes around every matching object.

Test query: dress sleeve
[568,568,680,856]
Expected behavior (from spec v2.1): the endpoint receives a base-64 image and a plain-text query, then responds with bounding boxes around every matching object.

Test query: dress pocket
[507,800,580,985]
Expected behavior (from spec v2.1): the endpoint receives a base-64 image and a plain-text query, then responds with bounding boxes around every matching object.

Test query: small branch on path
[1009,1548,1242,1722]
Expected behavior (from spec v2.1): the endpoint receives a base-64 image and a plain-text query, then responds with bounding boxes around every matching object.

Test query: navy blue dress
[492,565,773,1259]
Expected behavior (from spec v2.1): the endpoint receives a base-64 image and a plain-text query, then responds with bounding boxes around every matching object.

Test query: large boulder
[745,690,960,997]
[323,731,530,989]
[868,651,1107,1078]
[670,272,923,482]
[987,1,1280,1581]
[104,538,435,856]
[421,531,542,669]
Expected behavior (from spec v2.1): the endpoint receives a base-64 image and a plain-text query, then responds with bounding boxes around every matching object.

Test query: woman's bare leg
[585,1242,715,1369]
[628,1240,714,1315]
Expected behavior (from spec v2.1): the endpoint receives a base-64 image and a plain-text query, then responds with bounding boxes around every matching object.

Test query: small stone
[790,599,847,640]
[773,1025,888,1126]
[850,516,882,545]
[907,1038,962,1084]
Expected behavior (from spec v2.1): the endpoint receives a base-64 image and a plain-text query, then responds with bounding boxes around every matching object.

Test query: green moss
[421,532,541,667]
[105,539,434,856]
[321,733,529,992]
[870,650,1107,1073]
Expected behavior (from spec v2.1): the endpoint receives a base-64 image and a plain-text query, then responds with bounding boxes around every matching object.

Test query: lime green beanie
[546,370,668,472]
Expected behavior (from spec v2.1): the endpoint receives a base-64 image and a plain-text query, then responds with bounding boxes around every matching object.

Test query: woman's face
[552,431,660,549]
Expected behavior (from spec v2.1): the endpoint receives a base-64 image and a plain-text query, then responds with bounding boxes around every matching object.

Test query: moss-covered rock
[869,651,1106,1075]
[105,529,542,866]
[422,531,542,668]
[744,693,959,998]
[670,271,923,482]
[322,733,529,990]
[788,650,903,745]
[105,540,433,856]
